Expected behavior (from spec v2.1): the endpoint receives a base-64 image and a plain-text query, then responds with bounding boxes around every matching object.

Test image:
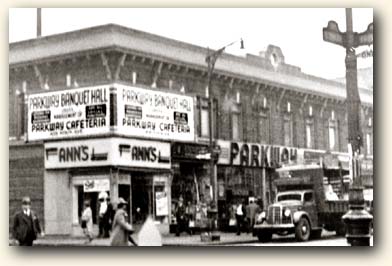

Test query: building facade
[9,24,373,235]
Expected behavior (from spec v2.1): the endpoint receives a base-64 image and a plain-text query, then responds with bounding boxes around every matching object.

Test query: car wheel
[295,218,311,242]
[257,232,272,243]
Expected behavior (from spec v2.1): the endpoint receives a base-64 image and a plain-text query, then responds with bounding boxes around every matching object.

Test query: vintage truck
[253,164,354,242]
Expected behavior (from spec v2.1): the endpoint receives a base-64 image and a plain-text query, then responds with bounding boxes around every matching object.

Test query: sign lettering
[45,138,171,169]
[28,85,110,141]
[218,140,298,168]
[117,84,195,141]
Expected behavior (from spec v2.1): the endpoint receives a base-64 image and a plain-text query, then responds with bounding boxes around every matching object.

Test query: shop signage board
[116,84,195,141]
[45,137,171,169]
[217,140,350,169]
[113,138,171,169]
[216,140,298,168]
[83,179,110,192]
[27,85,110,141]
[155,191,169,216]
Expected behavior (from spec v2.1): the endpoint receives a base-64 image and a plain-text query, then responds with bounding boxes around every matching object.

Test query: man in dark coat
[103,197,115,238]
[175,197,190,236]
[12,196,44,246]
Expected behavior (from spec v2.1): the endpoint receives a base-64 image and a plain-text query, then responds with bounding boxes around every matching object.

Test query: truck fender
[293,211,311,227]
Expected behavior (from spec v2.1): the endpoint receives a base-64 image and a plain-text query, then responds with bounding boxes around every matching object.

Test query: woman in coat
[81,200,93,243]
[110,198,135,246]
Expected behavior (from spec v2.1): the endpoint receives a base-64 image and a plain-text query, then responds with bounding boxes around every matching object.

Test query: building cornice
[9,24,373,105]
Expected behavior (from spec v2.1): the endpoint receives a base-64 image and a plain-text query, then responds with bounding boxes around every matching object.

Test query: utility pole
[205,39,244,241]
[323,8,373,246]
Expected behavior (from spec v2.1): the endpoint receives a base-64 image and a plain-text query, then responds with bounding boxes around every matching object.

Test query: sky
[9,8,373,80]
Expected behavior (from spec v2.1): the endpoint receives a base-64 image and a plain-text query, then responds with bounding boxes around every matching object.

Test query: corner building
[9,24,373,235]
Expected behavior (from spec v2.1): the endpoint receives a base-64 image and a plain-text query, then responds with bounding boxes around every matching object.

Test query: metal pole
[37,8,42,37]
[207,63,215,209]
[207,55,219,239]
[204,40,243,240]
[342,8,372,246]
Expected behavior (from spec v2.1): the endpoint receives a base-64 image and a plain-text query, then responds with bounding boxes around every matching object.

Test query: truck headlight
[284,209,291,217]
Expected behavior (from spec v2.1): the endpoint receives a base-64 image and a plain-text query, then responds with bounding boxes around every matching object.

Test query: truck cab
[253,189,321,242]
[253,164,349,242]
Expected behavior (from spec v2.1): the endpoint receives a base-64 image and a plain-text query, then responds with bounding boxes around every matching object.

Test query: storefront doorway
[77,186,99,224]
[131,174,152,225]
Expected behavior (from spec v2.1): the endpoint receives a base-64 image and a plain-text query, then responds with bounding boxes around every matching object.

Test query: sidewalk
[10,232,373,247]
[12,232,258,247]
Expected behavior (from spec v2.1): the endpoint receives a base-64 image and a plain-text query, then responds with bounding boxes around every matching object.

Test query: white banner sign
[116,84,195,141]
[27,85,111,141]
[83,179,110,192]
[155,191,169,216]
[45,137,171,169]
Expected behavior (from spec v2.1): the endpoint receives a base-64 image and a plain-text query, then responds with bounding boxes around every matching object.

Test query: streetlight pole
[205,39,244,239]
[323,8,373,246]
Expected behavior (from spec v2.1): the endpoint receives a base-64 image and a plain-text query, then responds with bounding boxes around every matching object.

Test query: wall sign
[83,179,110,192]
[217,140,298,168]
[116,84,195,141]
[27,85,110,141]
[155,191,169,216]
[217,140,351,169]
[45,137,171,169]
[114,138,171,169]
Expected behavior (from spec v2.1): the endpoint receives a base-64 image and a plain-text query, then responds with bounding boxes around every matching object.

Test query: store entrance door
[77,186,99,225]
[131,174,152,225]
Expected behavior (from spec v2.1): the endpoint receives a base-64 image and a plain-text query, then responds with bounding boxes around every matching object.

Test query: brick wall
[9,49,372,151]
[9,143,44,235]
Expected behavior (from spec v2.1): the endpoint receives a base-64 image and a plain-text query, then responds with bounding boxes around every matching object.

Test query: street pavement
[9,230,373,247]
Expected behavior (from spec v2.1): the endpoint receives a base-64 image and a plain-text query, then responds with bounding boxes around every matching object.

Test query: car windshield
[277,194,302,202]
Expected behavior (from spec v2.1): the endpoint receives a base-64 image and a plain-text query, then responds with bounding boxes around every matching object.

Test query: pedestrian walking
[110,198,136,246]
[81,200,93,243]
[175,196,191,236]
[235,199,246,235]
[103,196,114,238]
[247,199,260,233]
[12,196,44,246]
[98,195,107,238]
[185,200,195,235]
[245,200,251,233]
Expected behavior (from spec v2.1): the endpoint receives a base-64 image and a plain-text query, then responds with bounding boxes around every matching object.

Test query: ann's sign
[44,138,170,169]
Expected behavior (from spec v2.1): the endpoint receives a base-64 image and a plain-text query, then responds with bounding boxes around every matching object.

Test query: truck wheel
[295,218,311,242]
[257,232,272,243]
[310,229,322,239]
[335,223,346,236]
